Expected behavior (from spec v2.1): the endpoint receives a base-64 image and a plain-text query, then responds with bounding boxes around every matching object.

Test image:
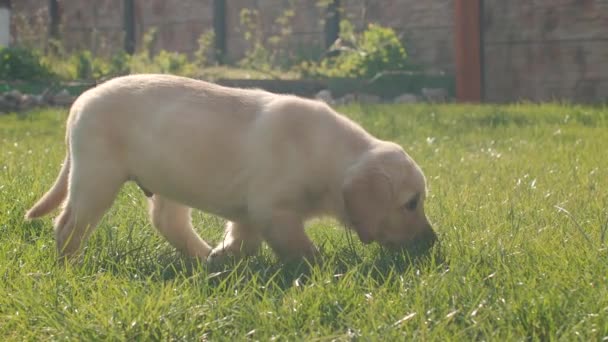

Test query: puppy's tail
[25,154,70,220]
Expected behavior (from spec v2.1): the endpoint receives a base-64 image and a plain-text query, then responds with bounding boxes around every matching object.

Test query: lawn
[1,103,607,340]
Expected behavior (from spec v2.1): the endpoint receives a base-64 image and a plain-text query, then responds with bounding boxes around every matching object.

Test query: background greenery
[1,20,454,98]
[1,104,606,340]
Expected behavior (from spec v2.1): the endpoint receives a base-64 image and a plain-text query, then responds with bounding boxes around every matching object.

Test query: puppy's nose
[415,226,438,250]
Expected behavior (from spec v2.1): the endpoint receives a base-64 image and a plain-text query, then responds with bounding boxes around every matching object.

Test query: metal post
[325,0,340,49]
[49,0,60,40]
[124,0,135,54]
[454,0,482,102]
[0,0,10,47]
[213,0,226,63]
[479,0,486,101]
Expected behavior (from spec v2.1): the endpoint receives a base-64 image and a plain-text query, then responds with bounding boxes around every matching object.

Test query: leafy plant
[195,31,215,67]
[128,28,197,76]
[297,21,416,79]
[237,8,272,71]
[0,47,56,81]
[107,51,131,77]
[154,50,196,75]
[237,5,306,72]
[73,50,94,80]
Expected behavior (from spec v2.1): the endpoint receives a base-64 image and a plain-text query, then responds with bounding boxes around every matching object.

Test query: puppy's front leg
[262,210,319,263]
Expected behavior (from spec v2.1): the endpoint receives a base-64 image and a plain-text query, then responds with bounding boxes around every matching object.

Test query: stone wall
[10,0,48,48]
[0,6,9,47]
[483,0,608,102]
[222,0,455,72]
[9,0,455,72]
[11,0,213,55]
[341,0,454,73]
[224,0,327,64]
[7,0,608,102]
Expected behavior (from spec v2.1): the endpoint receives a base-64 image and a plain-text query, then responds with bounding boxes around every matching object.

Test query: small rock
[393,93,419,104]
[40,88,53,103]
[314,89,334,104]
[334,93,356,106]
[4,89,23,103]
[2,90,22,111]
[0,95,11,113]
[32,94,45,106]
[422,88,448,103]
[357,93,381,104]
[53,89,76,106]
[19,94,36,110]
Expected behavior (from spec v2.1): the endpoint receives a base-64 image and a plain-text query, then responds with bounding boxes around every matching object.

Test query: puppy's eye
[403,193,420,211]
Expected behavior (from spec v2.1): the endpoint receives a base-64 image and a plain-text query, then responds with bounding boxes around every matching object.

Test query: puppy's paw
[206,246,240,267]
[279,244,322,266]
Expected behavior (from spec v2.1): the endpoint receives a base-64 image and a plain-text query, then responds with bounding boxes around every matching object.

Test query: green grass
[1,103,607,340]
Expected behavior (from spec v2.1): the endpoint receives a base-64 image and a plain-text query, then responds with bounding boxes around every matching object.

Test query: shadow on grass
[51,234,445,294]
[185,243,446,292]
[20,219,49,242]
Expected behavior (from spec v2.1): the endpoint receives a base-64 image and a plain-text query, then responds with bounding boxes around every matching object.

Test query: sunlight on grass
[1,104,607,340]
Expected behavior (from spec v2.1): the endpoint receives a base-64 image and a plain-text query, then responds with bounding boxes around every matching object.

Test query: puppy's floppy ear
[342,162,393,244]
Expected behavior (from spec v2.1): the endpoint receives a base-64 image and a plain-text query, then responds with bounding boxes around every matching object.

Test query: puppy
[25,74,436,263]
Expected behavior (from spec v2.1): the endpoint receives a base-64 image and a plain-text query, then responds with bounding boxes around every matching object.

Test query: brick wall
[61,0,123,53]
[8,1,608,102]
[11,0,213,55]
[483,0,608,102]
[135,1,213,54]
[9,0,455,73]
[342,0,454,73]
[224,0,327,64]
[222,0,455,72]
[10,0,48,48]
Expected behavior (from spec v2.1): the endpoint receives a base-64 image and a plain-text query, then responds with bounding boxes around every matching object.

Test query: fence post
[213,0,226,64]
[0,0,10,47]
[454,0,482,102]
[48,0,60,48]
[325,0,340,49]
[124,0,135,54]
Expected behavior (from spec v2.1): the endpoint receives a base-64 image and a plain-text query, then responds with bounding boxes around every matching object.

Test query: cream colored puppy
[25,74,436,263]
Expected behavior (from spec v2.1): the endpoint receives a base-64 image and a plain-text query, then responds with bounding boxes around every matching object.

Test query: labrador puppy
[25,74,436,263]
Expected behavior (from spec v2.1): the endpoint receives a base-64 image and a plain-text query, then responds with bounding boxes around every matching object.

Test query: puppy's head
[342,142,436,251]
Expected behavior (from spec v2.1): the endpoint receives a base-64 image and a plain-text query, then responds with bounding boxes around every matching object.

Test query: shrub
[107,51,131,76]
[297,21,416,79]
[129,28,198,76]
[237,7,307,71]
[153,50,196,75]
[195,30,215,67]
[72,50,96,80]
[0,47,56,81]
[237,8,273,71]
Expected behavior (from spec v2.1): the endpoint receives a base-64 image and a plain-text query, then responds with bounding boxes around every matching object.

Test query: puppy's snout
[409,225,437,251]
[420,226,438,247]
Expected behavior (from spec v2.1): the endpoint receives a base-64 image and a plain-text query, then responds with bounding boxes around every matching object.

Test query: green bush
[237,7,306,71]
[128,28,198,76]
[72,50,95,80]
[107,51,132,76]
[194,30,215,67]
[153,50,196,75]
[36,27,205,80]
[297,21,416,79]
[0,47,56,81]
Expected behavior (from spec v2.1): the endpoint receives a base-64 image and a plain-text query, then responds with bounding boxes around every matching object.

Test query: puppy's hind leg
[149,195,212,259]
[55,161,124,261]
